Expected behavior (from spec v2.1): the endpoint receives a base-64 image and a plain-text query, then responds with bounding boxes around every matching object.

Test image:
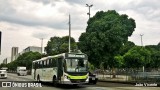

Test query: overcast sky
[0,0,160,63]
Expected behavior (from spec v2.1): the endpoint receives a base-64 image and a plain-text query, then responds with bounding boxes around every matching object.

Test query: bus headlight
[64,75,70,80]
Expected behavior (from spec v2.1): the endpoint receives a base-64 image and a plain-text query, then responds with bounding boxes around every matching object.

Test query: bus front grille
[70,79,86,83]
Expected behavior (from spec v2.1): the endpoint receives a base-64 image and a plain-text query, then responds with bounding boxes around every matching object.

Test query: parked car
[0,69,7,79]
[89,71,98,84]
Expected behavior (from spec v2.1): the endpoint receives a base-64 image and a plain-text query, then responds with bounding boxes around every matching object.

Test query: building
[3,58,7,64]
[3,46,41,64]
[2,57,11,64]
[11,47,18,62]
[22,46,41,54]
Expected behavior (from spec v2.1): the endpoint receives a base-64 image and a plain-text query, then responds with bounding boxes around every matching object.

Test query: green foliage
[150,51,160,68]
[0,63,7,69]
[88,62,95,72]
[114,55,124,68]
[78,10,136,68]
[7,51,41,70]
[7,61,17,71]
[45,36,77,55]
[145,43,160,68]
[123,46,151,68]
[119,41,135,55]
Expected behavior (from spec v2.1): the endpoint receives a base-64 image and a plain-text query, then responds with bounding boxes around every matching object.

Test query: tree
[0,63,7,69]
[45,36,77,55]
[78,10,136,69]
[150,51,160,68]
[145,43,160,69]
[7,51,41,70]
[123,46,151,68]
[114,55,124,68]
[119,41,135,55]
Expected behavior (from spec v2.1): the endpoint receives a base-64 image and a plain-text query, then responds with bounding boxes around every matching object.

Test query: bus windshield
[65,59,88,72]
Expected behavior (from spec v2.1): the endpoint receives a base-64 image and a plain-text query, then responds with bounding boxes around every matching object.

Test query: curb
[98,79,135,84]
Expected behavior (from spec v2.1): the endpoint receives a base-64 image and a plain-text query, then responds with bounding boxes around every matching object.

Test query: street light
[86,4,93,19]
[140,34,144,72]
[140,34,144,46]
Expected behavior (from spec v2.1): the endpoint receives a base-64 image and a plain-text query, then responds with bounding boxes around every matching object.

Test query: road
[0,73,159,90]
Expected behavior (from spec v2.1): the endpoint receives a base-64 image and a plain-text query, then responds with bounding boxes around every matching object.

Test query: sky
[0,0,160,63]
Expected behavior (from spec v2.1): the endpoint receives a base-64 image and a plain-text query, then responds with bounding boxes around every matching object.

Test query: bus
[32,53,89,85]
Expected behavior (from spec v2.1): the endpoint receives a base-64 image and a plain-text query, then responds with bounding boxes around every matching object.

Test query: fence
[93,68,160,83]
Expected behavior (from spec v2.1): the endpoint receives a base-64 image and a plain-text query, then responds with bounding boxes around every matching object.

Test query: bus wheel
[52,76,57,87]
[37,75,40,82]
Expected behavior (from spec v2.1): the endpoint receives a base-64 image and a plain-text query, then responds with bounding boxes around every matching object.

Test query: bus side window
[44,60,46,68]
[46,59,49,68]
[37,62,39,69]
[49,59,52,67]
[52,58,56,67]
[36,62,38,69]
[47,59,50,68]
[43,61,45,68]
[32,63,35,69]
[40,61,43,68]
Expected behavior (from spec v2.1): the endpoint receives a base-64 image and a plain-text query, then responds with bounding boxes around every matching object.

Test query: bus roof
[33,53,65,62]
[32,53,87,63]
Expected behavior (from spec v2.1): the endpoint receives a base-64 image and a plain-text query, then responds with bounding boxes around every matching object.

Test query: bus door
[42,61,46,80]
[57,57,63,81]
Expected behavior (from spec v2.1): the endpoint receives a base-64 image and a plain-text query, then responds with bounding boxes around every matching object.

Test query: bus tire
[37,75,40,82]
[52,76,57,87]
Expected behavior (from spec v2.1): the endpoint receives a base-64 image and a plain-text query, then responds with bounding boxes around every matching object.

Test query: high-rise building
[23,46,41,54]
[11,47,18,62]
[3,58,7,64]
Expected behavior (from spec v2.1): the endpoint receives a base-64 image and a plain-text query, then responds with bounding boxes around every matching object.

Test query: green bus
[32,53,89,85]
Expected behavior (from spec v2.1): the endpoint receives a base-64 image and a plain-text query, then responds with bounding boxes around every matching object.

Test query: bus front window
[65,59,87,72]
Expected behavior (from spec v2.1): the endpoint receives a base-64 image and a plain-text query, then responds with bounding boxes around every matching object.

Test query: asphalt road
[0,73,159,90]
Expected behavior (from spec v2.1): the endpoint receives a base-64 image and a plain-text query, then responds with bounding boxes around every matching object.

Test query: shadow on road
[40,82,87,89]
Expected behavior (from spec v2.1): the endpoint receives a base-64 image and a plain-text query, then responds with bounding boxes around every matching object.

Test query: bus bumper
[62,77,89,85]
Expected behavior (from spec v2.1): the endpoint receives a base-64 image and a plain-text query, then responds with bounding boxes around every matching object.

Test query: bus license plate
[92,77,95,80]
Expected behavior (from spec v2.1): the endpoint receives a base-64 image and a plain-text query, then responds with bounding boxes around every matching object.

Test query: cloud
[65,0,86,5]
[0,0,89,30]
[30,0,61,6]
[0,0,68,29]
[91,0,160,22]
[0,0,160,63]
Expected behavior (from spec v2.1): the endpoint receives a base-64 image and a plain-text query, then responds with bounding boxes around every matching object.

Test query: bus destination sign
[68,54,85,58]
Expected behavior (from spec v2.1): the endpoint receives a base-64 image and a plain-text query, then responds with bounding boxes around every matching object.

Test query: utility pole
[69,14,71,53]
[86,4,93,19]
[140,34,144,46]
[0,31,1,55]
[41,38,43,54]
[140,34,144,72]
